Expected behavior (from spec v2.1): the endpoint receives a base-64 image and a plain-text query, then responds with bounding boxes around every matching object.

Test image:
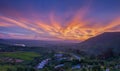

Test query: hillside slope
[76,32,120,55]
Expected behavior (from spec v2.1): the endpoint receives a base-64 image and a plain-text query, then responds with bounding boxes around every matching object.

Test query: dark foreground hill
[76,32,120,56]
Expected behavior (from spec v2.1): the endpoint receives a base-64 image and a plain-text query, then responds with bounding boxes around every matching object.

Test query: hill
[75,32,120,56]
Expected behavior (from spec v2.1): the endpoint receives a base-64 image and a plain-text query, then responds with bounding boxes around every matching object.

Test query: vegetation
[0,44,120,71]
[0,52,40,61]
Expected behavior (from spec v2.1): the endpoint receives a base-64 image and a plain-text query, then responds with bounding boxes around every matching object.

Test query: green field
[0,52,41,71]
[0,65,36,71]
[0,52,40,61]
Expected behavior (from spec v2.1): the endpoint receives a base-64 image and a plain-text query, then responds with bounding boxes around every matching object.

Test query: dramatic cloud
[0,0,120,41]
[0,11,120,41]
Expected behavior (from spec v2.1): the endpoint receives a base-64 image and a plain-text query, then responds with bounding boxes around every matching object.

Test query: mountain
[0,32,120,56]
[0,39,76,47]
[76,32,120,56]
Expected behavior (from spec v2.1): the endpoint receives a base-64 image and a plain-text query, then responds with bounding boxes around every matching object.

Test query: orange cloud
[0,16,43,34]
[0,12,120,41]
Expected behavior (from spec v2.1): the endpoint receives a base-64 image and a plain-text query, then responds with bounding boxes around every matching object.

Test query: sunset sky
[0,0,120,41]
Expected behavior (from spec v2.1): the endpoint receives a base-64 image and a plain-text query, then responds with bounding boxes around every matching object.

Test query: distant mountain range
[75,32,120,55]
[0,39,77,47]
[0,32,120,56]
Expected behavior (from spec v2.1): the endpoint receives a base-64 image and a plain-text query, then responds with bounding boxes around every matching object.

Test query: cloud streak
[0,10,120,41]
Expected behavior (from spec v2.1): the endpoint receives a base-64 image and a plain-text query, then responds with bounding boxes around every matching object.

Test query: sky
[0,0,120,41]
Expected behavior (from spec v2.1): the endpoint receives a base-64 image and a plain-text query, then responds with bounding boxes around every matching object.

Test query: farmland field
[0,52,40,61]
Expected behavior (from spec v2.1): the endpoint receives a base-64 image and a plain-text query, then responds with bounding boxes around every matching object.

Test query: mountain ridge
[75,32,120,55]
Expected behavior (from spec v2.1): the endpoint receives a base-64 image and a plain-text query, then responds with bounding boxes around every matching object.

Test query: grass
[0,65,36,71]
[0,52,40,61]
[0,65,15,71]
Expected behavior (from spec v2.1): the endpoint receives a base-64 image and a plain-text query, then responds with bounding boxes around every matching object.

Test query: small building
[54,53,63,58]
[72,64,81,69]
[106,68,110,71]
[115,64,120,69]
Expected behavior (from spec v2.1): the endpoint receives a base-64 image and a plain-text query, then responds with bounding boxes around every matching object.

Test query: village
[36,52,120,71]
